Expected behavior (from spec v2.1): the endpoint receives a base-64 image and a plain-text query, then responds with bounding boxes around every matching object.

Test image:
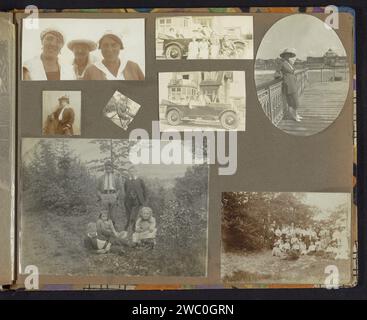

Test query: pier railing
[256,69,308,125]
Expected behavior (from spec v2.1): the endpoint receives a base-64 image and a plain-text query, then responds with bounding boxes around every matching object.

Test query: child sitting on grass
[96,210,127,242]
[132,206,157,248]
[84,222,112,254]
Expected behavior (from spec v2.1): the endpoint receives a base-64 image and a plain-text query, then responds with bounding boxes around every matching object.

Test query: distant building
[306,48,347,68]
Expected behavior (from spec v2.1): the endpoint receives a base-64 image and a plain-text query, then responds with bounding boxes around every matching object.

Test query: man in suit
[97,160,122,224]
[124,166,147,232]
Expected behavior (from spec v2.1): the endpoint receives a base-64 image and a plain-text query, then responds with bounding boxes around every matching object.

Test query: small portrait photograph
[221,192,353,286]
[22,18,145,81]
[103,90,141,131]
[255,14,349,136]
[159,71,246,131]
[42,91,81,136]
[20,138,208,277]
[156,15,253,60]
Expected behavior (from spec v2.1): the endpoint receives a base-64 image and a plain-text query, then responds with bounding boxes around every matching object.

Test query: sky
[301,192,351,220]
[22,18,145,73]
[21,138,194,179]
[256,14,346,60]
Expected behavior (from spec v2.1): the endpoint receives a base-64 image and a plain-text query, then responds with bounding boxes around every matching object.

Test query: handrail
[256,69,308,125]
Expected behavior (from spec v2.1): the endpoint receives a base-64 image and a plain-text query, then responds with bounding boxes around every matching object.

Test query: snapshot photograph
[20,138,208,277]
[255,14,349,136]
[159,71,246,131]
[22,18,145,80]
[221,192,353,285]
[42,91,81,136]
[103,90,141,131]
[156,15,253,60]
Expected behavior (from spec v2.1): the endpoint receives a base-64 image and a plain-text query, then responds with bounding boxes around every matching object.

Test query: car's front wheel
[220,111,238,130]
[166,109,182,126]
[165,44,183,59]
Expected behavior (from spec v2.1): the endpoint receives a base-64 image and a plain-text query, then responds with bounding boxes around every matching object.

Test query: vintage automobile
[164,101,239,130]
[161,36,247,60]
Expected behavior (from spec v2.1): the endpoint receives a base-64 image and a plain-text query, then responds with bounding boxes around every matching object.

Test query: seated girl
[132,207,157,246]
[96,210,127,242]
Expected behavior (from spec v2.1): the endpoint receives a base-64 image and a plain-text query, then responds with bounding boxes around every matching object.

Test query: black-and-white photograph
[103,90,141,131]
[156,16,253,60]
[0,39,11,227]
[20,138,208,277]
[22,19,145,80]
[255,14,349,136]
[221,192,352,285]
[42,91,81,136]
[159,71,246,131]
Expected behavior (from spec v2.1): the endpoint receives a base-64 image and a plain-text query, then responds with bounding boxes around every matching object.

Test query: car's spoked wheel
[165,44,182,59]
[220,111,238,130]
[166,109,182,126]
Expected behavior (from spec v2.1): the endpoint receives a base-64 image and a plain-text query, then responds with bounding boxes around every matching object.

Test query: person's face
[42,33,63,58]
[73,44,89,60]
[101,212,108,221]
[59,99,68,107]
[100,37,121,62]
[141,210,151,220]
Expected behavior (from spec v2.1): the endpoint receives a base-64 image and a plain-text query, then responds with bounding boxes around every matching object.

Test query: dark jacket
[124,178,147,206]
[279,59,298,95]
[53,106,75,135]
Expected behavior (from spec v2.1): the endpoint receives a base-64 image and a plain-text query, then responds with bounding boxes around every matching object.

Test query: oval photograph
[255,14,349,136]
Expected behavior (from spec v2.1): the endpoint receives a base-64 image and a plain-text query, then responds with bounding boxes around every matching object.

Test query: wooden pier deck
[277,81,349,136]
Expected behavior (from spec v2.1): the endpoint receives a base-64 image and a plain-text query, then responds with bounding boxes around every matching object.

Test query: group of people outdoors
[165,25,241,59]
[84,162,157,254]
[23,28,144,81]
[270,222,349,261]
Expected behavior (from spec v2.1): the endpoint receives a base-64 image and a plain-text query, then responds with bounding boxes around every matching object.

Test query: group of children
[84,206,157,254]
[270,223,349,261]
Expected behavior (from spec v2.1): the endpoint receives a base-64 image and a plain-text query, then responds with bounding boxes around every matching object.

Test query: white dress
[23,55,75,80]
[93,59,128,80]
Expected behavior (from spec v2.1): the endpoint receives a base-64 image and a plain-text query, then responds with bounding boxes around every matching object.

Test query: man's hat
[67,39,97,52]
[58,94,69,102]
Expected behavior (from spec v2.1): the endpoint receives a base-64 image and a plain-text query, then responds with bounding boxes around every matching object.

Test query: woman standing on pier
[278,48,302,122]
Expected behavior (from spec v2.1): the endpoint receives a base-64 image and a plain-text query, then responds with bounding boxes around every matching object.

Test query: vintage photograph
[103,90,141,131]
[42,91,81,136]
[159,71,246,131]
[255,14,349,136]
[156,16,253,60]
[221,192,353,285]
[22,18,145,80]
[20,138,208,277]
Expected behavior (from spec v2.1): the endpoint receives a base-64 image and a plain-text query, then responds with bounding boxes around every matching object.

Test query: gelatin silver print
[255,14,349,136]
[156,15,253,60]
[221,192,353,286]
[20,138,208,277]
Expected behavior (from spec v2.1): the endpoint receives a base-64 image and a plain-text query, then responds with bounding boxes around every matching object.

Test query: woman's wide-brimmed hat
[58,94,70,102]
[280,48,297,58]
[98,31,124,49]
[67,39,97,52]
[40,28,65,46]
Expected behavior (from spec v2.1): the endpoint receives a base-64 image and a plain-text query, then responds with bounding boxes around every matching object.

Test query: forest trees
[222,192,316,253]
[23,139,97,215]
